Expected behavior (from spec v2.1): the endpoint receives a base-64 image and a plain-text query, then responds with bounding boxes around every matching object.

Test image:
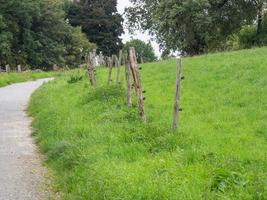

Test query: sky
[117,0,161,57]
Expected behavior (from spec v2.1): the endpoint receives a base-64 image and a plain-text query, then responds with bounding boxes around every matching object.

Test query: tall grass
[29,47,267,199]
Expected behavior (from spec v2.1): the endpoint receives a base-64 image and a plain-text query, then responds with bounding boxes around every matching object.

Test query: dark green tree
[65,26,96,68]
[0,15,12,65]
[125,0,261,55]
[67,0,124,56]
[0,0,95,70]
[123,39,157,63]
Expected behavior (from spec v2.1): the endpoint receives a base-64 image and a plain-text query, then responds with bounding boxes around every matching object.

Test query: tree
[0,0,95,70]
[65,26,96,68]
[123,39,157,63]
[125,0,261,55]
[239,6,267,48]
[161,49,172,60]
[67,0,124,56]
[0,15,12,65]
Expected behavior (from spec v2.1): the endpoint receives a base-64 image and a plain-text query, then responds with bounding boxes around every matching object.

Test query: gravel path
[0,78,53,200]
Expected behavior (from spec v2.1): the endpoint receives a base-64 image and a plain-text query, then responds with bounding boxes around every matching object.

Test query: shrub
[239,25,257,49]
[225,34,240,51]
[67,73,83,84]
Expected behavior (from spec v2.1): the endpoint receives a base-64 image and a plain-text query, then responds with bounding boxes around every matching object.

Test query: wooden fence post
[125,56,132,107]
[107,57,113,85]
[115,54,121,86]
[140,57,144,64]
[90,52,97,86]
[128,47,146,122]
[5,64,10,73]
[17,65,22,72]
[118,50,123,66]
[86,53,97,86]
[172,57,182,130]
[92,49,97,66]
[53,64,59,71]
[115,50,123,86]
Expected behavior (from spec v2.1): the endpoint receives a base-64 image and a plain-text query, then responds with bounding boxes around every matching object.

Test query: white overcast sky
[117,0,161,56]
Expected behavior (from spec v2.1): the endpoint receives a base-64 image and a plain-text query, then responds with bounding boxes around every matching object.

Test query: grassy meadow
[29,47,267,199]
[0,71,55,87]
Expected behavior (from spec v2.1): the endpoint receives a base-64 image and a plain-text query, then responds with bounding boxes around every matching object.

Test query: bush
[67,73,83,84]
[239,26,257,49]
[225,34,240,51]
[123,39,157,63]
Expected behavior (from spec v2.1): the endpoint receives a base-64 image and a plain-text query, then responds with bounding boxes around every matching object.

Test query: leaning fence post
[128,47,146,122]
[172,57,182,130]
[125,56,132,107]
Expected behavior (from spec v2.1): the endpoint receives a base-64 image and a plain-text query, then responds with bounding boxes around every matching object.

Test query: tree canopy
[125,0,264,55]
[123,39,157,63]
[67,0,124,56]
[0,0,95,70]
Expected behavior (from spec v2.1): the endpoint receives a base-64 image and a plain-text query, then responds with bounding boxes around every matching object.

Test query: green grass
[0,71,55,87]
[29,47,267,200]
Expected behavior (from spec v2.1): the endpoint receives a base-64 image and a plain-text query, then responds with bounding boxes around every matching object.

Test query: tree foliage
[0,0,95,70]
[123,39,157,63]
[239,10,267,48]
[67,0,124,56]
[125,0,264,55]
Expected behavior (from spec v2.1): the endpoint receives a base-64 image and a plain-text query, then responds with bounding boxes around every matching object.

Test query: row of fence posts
[85,48,183,130]
[0,65,22,73]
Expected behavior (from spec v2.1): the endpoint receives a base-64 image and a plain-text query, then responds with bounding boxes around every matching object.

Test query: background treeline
[123,39,157,63]
[126,0,267,56]
[0,0,124,70]
[2,0,266,69]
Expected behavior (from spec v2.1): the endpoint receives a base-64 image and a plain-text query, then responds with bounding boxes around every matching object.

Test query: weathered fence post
[115,56,120,86]
[172,57,182,130]
[91,52,97,86]
[53,64,59,71]
[128,47,146,122]
[92,49,96,64]
[107,57,113,85]
[99,53,105,66]
[118,50,123,65]
[125,56,132,107]
[115,50,123,86]
[5,64,10,73]
[17,65,22,72]
[86,52,97,86]
[140,57,144,64]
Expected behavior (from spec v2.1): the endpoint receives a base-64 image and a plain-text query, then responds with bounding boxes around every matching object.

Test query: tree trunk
[257,1,264,35]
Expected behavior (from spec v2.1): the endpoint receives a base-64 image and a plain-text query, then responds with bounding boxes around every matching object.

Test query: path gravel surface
[0,78,53,200]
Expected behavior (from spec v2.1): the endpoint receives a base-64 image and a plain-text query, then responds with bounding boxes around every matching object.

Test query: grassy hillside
[29,47,267,200]
[0,71,55,87]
